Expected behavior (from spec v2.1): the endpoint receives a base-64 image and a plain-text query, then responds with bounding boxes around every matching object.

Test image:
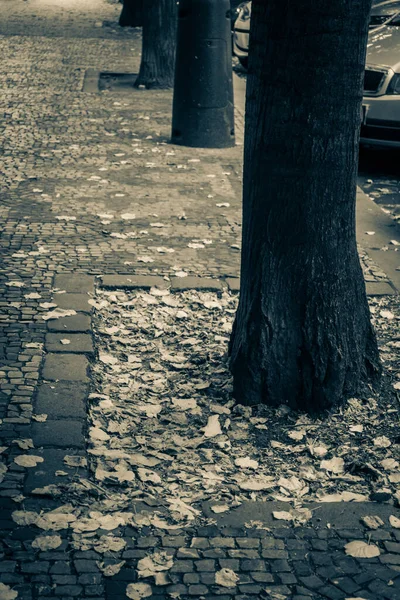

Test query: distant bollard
[171,0,235,148]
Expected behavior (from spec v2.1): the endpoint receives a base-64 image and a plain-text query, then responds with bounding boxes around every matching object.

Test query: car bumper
[361,95,400,148]
[233,29,249,59]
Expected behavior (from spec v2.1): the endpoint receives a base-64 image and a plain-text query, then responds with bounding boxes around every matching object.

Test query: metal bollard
[171,0,235,148]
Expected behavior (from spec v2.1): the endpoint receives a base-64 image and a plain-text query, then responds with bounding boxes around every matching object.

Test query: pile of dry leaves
[83,287,400,526]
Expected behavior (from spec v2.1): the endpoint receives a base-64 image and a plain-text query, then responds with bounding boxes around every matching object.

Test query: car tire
[238,56,248,69]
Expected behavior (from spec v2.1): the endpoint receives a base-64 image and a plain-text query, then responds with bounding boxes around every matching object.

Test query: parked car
[361,14,400,148]
[232,1,250,67]
[233,1,400,66]
[370,0,400,29]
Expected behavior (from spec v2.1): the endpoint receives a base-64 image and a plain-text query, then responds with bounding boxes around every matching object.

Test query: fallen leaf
[32,535,62,551]
[126,583,152,599]
[360,515,384,530]
[171,398,197,411]
[12,511,39,526]
[32,414,47,422]
[344,540,380,558]
[215,568,239,587]
[380,310,395,320]
[380,459,399,471]
[272,511,293,521]
[373,436,391,448]
[89,427,110,442]
[235,457,259,470]
[203,415,222,438]
[14,455,44,468]
[97,561,125,577]
[137,551,174,578]
[349,424,364,433]
[64,455,87,468]
[42,309,77,321]
[137,468,162,485]
[318,491,368,502]
[389,515,400,529]
[0,583,18,600]
[211,504,230,514]
[13,439,34,450]
[287,430,306,441]
[320,457,345,474]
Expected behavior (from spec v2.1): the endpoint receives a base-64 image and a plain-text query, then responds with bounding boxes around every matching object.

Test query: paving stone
[368,578,400,599]
[261,538,285,549]
[228,550,260,559]
[299,575,324,590]
[240,559,265,572]
[366,281,397,296]
[190,538,210,549]
[381,554,400,566]
[21,562,50,574]
[251,572,275,583]
[238,584,262,594]
[53,585,83,596]
[170,277,223,292]
[170,560,194,573]
[385,542,400,554]
[73,560,100,573]
[54,274,95,294]
[47,313,92,333]
[183,574,200,584]
[261,549,289,559]
[194,559,215,572]
[45,333,94,355]
[209,537,235,548]
[136,536,160,548]
[331,576,360,594]
[24,448,87,493]
[161,535,186,548]
[317,584,346,599]
[225,278,240,293]
[54,293,92,313]
[236,538,260,549]
[188,584,208,595]
[203,548,226,558]
[177,548,200,559]
[264,585,292,596]
[32,419,85,448]
[100,275,167,290]
[42,353,89,382]
[35,382,88,419]
[370,529,392,541]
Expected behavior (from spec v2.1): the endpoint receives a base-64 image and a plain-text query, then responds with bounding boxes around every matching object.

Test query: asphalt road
[233,68,400,224]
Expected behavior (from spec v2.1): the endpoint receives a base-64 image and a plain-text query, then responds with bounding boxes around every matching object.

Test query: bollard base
[171,106,235,148]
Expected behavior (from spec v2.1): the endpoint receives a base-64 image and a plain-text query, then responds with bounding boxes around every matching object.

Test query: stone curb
[25,275,96,495]
[98,274,398,297]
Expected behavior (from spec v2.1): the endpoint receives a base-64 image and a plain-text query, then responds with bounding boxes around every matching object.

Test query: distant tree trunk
[119,0,144,28]
[229,0,381,413]
[134,0,177,89]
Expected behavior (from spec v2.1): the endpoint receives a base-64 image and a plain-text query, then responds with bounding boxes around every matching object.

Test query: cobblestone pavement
[0,1,399,599]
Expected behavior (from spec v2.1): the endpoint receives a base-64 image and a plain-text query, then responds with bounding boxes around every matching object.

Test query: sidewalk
[0,2,399,600]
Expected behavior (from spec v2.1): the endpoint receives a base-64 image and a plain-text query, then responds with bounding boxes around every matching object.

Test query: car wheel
[238,56,248,69]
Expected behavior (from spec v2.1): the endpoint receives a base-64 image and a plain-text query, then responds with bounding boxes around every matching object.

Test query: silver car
[361,14,400,148]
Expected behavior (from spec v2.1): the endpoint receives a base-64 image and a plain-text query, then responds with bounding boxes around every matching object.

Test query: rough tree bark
[119,0,144,28]
[229,0,381,413]
[134,0,177,89]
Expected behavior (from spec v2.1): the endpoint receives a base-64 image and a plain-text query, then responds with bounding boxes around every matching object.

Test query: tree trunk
[229,0,381,413]
[135,0,177,89]
[119,0,144,28]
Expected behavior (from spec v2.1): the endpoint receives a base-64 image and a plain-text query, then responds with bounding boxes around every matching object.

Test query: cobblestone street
[0,1,400,599]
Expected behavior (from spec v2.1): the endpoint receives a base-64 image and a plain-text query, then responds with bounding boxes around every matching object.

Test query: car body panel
[232,2,400,149]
